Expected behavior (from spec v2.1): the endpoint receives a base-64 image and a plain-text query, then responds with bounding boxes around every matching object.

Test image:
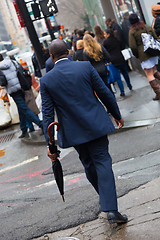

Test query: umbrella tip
[62,195,65,202]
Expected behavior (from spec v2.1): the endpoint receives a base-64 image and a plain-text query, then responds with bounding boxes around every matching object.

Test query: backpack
[0,70,7,86]
[12,61,32,91]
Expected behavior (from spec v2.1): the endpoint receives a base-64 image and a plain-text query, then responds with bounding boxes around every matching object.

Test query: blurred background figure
[105,18,125,50]
[103,29,132,97]
[83,34,113,94]
[31,46,42,78]
[129,13,160,100]
[152,2,160,38]
[121,12,131,47]
[73,40,84,61]
[74,29,84,51]
[94,25,105,45]
[0,54,43,138]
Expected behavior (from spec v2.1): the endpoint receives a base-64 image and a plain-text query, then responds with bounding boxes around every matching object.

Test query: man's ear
[50,53,54,62]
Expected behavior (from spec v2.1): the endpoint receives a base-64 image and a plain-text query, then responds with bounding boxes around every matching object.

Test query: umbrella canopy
[47,122,65,202]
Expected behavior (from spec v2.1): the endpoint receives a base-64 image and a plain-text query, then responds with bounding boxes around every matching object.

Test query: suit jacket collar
[55,58,69,65]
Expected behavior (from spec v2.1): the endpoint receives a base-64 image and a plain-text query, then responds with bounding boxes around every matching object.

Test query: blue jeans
[117,77,125,94]
[12,91,42,133]
[116,63,132,90]
[74,135,118,212]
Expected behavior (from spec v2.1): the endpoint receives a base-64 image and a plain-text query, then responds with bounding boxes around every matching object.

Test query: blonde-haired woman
[83,34,113,93]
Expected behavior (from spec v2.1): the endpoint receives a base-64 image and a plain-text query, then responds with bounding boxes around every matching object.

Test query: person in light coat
[0,54,43,138]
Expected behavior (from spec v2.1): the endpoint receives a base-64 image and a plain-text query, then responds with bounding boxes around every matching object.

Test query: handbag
[121,48,133,60]
[105,62,121,85]
[0,70,7,86]
[12,61,32,91]
[141,25,160,56]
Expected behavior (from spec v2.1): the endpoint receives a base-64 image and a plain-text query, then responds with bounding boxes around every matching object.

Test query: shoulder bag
[0,70,7,86]
[141,25,160,56]
[105,62,121,85]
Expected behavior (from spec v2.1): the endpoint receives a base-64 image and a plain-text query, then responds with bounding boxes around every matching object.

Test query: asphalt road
[0,122,160,240]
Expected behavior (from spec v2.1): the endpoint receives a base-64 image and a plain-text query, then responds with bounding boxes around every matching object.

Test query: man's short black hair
[0,54,4,61]
[77,30,84,37]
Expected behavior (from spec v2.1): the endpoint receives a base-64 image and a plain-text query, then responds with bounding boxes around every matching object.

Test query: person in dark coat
[45,54,73,73]
[152,3,160,38]
[31,46,42,78]
[74,29,84,51]
[72,40,84,61]
[121,12,131,47]
[103,29,132,96]
[105,18,125,49]
[83,34,113,93]
[40,38,128,224]
[45,57,54,73]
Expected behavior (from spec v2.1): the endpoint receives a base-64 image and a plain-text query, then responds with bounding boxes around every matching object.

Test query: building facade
[83,0,156,31]
[83,0,106,30]
[0,0,28,50]
[0,6,12,53]
[100,0,146,26]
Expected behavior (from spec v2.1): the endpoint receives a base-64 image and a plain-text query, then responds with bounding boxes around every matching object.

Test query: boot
[19,131,29,138]
[149,79,160,100]
[154,71,160,81]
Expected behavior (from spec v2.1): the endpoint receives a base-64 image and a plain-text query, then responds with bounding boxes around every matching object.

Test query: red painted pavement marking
[66,174,85,186]
[0,168,49,184]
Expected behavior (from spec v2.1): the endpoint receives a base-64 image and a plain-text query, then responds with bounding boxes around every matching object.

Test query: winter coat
[153,15,160,37]
[83,45,111,80]
[0,59,21,95]
[103,36,125,67]
[108,21,125,49]
[73,48,84,61]
[129,23,158,62]
[121,18,131,47]
[32,53,42,77]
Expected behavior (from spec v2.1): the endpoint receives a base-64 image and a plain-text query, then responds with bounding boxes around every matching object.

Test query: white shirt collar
[55,58,68,64]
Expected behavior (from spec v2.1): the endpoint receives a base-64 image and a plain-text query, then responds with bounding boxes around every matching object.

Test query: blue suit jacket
[40,60,121,148]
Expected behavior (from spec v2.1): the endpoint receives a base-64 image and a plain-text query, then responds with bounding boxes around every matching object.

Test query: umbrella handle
[47,122,60,144]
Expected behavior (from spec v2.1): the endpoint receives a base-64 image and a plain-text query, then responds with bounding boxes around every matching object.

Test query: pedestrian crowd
[1,3,160,227]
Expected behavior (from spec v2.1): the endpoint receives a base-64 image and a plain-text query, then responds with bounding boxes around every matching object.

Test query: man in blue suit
[40,39,128,224]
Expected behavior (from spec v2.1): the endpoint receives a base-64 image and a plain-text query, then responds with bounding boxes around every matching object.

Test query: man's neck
[55,57,68,64]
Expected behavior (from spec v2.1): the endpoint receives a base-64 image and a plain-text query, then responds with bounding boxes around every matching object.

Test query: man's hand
[114,118,124,129]
[47,147,57,162]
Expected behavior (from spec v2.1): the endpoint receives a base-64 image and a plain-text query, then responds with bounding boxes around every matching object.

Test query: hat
[129,13,140,25]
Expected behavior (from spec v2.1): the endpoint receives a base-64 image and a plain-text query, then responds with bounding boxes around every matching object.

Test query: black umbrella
[47,122,65,202]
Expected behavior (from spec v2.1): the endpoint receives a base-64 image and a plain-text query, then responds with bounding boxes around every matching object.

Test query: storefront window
[111,0,143,25]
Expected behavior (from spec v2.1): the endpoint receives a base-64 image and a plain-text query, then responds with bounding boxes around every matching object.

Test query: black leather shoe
[28,129,35,133]
[19,132,29,138]
[107,211,128,224]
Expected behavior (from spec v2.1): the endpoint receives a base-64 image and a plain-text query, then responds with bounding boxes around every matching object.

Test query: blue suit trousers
[74,135,118,212]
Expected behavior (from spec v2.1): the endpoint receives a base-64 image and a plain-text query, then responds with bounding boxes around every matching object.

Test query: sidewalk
[33,176,160,240]
[115,71,160,128]
[22,70,160,144]
[31,71,160,240]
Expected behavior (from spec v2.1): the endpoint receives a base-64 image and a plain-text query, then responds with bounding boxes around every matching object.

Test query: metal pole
[136,0,146,23]
[16,0,45,68]
[44,16,56,40]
